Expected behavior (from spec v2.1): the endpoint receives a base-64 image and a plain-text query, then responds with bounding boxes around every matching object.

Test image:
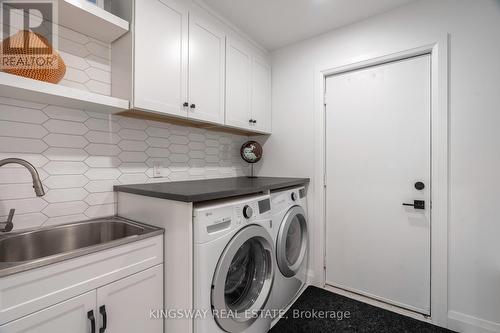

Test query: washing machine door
[211,224,274,332]
[276,205,308,278]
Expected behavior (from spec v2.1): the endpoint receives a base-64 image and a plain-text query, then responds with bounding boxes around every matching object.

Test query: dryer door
[211,225,274,332]
[276,206,308,277]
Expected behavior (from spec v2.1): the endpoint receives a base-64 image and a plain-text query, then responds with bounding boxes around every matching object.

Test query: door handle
[88,310,96,333]
[99,305,107,333]
[402,200,425,210]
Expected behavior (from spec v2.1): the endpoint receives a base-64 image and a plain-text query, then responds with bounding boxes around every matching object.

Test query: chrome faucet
[0,158,45,232]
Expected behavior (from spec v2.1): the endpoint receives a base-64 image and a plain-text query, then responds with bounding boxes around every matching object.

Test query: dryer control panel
[271,186,307,215]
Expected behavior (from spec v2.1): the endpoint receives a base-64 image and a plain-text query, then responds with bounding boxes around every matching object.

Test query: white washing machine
[270,186,308,318]
[193,194,275,333]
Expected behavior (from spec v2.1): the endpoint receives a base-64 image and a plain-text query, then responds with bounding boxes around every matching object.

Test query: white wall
[256,0,500,332]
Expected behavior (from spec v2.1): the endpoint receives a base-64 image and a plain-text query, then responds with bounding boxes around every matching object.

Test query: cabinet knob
[183,102,189,107]
[252,119,257,124]
[249,119,253,123]
[190,104,196,109]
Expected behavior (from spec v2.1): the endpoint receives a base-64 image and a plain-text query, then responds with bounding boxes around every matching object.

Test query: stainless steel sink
[0,217,163,277]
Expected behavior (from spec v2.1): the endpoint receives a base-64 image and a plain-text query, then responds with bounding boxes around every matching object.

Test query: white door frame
[312,35,449,327]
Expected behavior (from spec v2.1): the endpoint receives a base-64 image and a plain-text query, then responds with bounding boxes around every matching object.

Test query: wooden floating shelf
[59,0,129,43]
[0,72,129,114]
[119,110,270,136]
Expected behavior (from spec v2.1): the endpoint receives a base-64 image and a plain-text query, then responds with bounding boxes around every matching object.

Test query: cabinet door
[251,56,272,133]
[96,265,163,333]
[225,38,252,130]
[0,291,95,333]
[134,0,188,117]
[188,15,225,124]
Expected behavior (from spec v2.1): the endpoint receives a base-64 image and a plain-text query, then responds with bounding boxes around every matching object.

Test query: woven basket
[0,30,66,84]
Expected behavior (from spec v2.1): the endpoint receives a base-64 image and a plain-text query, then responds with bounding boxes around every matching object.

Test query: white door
[325,55,431,314]
[134,0,188,117]
[188,15,225,124]
[0,291,96,333]
[251,56,272,133]
[225,38,252,130]
[96,265,163,333]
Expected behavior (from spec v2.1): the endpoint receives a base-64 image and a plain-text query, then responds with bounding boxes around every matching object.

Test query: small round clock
[240,141,263,164]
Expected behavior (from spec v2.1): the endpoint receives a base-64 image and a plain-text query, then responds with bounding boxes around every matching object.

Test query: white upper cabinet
[225,38,272,133]
[112,0,271,133]
[225,38,252,129]
[251,56,272,133]
[188,15,226,124]
[133,0,188,117]
[0,291,95,333]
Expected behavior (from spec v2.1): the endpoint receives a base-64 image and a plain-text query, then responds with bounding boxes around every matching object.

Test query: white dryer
[270,186,308,316]
[193,194,275,333]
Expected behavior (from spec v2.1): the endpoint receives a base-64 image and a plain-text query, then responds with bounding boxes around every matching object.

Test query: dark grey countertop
[114,176,309,202]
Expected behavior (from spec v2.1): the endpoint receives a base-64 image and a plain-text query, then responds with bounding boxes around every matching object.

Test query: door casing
[312,36,449,327]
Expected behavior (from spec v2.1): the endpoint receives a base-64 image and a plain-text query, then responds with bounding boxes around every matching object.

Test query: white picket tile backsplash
[57,26,112,95]
[0,99,250,231]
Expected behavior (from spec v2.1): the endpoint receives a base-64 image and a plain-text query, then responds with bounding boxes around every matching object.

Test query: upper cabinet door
[96,265,163,333]
[134,0,188,117]
[0,291,95,333]
[251,56,272,133]
[225,38,252,129]
[188,15,225,124]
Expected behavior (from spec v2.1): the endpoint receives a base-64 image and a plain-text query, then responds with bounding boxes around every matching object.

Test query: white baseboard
[306,269,315,284]
[322,285,433,324]
[448,311,500,333]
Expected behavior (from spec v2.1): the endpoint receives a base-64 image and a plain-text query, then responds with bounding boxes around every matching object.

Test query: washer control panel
[193,194,272,244]
[234,197,271,225]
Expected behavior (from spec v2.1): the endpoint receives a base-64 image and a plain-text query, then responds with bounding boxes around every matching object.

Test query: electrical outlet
[153,162,163,178]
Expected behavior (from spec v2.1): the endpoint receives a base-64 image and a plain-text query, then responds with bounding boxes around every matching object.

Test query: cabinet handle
[88,310,96,333]
[190,104,196,109]
[99,305,107,333]
[183,102,189,107]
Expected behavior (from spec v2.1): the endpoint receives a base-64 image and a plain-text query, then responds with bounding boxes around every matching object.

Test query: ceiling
[202,0,416,50]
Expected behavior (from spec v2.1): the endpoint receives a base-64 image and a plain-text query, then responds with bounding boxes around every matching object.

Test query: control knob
[243,205,253,219]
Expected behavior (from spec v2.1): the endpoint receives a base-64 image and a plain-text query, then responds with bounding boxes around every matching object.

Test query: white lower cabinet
[0,236,163,333]
[0,266,163,333]
[0,291,95,333]
[97,265,163,333]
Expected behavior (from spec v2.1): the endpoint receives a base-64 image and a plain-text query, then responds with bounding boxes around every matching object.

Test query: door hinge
[323,173,327,187]
[324,93,327,106]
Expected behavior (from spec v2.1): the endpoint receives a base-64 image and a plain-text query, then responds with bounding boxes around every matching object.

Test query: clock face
[240,141,263,164]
